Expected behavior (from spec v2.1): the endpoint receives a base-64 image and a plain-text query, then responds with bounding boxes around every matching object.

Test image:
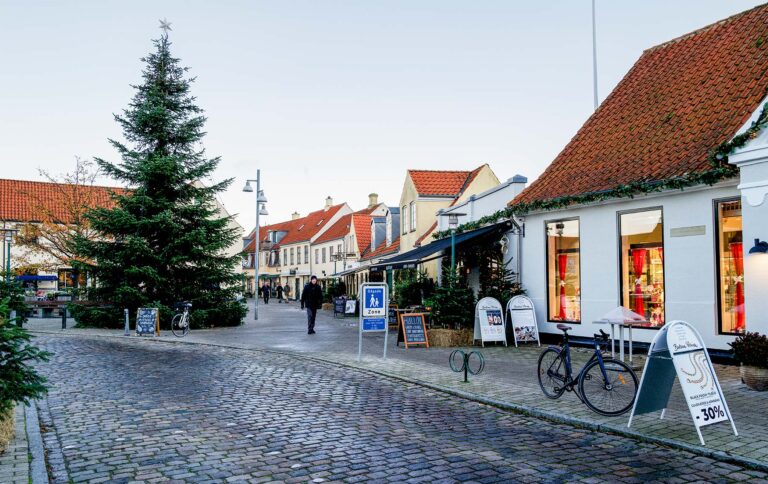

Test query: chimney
[509,175,528,199]
[324,196,333,210]
[291,212,301,220]
[368,193,379,208]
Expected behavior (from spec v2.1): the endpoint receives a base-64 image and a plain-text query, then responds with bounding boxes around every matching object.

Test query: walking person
[276,284,283,303]
[300,275,323,334]
[263,282,271,304]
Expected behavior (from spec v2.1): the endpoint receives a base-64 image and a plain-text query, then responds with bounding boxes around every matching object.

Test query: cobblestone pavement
[0,405,31,484]
[33,334,768,483]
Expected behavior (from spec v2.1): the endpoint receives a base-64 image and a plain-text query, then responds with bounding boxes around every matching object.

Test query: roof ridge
[644,3,767,54]
[408,168,471,174]
[1,177,124,191]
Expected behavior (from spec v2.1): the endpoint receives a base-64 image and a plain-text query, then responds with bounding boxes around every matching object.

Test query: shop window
[716,199,745,334]
[546,219,581,323]
[619,209,665,327]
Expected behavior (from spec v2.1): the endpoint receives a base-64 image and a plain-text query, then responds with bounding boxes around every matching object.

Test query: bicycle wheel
[537,348,566,399]
[171,314,188,337]
[579,358,638,416]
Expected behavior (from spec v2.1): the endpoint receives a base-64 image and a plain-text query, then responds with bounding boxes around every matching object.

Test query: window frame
[402,205,408,234]
[544,217,582,324]
[409,201,416,233]
[713,197,744,336]
[616,206,666,329]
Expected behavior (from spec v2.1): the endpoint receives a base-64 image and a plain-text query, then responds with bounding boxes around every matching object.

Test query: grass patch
[0,406,15,453]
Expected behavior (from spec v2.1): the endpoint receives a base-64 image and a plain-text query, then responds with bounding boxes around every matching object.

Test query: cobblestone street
[33,333,768,483]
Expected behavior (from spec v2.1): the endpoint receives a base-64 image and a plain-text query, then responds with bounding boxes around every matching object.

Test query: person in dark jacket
[300,275,323,334]
[262,282,270,304]
[276,284,283,303]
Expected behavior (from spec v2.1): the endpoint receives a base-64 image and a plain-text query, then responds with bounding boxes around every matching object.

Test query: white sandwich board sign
[628,320,737,446]
[474,297,507,347]
[506,295,540,347]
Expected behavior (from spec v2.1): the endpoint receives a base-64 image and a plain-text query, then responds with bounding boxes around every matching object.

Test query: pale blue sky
[0,1,763,229]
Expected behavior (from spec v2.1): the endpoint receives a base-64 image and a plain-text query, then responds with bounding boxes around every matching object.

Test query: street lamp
[438,211,466,282]
[243,171,268,320]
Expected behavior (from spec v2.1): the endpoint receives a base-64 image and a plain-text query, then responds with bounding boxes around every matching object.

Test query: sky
[1,0,765,232]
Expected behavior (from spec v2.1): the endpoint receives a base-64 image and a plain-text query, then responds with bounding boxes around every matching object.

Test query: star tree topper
[159,18,172,35]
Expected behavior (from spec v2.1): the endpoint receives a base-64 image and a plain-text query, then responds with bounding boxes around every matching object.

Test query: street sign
[474,297,507,347]
[506,295,540,347]
[628,320,737,446]
[358,282,390,361]
[136,307,159,336]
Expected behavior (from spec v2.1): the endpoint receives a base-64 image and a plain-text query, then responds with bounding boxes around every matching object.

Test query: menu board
[334,297,346,317]
[388,304,399,327]
[136,308,158,336]
[400,313,429,348]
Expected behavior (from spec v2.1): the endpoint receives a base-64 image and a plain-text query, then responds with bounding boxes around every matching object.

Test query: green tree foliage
[477,250,525,308]
[425,270,475,330]
[324,279,347,303]
[0,288,50,413]
[393,269,434,308]
[74,34,245,328]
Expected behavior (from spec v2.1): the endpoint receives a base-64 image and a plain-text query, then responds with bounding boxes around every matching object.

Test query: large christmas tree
[76,30,245,328]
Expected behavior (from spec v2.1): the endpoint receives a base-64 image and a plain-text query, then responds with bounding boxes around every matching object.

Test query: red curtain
[657,247,663,264]
[632,249,647,316]
[558,254,568,320]
[730,242,744,330]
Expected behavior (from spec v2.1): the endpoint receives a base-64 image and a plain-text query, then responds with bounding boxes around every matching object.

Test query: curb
[30,329,768,474]
[25,401,49,483]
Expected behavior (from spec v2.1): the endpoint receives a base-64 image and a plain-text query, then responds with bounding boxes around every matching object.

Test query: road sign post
[358,282,389,362]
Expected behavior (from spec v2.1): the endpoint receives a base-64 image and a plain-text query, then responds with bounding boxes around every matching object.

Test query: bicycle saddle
[557,324,572,332]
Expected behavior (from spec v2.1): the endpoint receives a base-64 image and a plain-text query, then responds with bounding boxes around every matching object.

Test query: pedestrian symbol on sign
[369,293,380,308]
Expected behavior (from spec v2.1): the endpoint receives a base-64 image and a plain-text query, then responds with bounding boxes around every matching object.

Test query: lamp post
[438,211,466,284]
[2,228,19,286]
[243,172,268,320]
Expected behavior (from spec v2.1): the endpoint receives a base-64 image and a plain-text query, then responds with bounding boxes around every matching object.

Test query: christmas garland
[433,102,768,240]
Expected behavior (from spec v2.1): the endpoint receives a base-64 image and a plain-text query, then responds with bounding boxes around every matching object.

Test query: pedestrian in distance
[276,284,283,303]
[263,282,270,304]
[300,275,323,334]
[283,284,291,302]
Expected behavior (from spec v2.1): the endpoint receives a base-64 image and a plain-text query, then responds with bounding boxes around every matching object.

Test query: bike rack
[449,349,485,383]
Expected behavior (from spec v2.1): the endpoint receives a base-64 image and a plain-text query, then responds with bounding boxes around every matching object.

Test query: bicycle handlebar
[593,329,609,342]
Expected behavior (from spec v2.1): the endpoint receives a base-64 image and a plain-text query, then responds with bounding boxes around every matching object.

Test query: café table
[593,319,652,368]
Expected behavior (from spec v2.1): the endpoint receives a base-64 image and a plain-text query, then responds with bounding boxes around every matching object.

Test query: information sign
[474,297,507,347]
[628,320,737,446]
[388,304,399,327]
[357,283,390,361]
[345,300,357,315]
[136,308,159,336]
[400,313,429,348]
[506,295,540,347]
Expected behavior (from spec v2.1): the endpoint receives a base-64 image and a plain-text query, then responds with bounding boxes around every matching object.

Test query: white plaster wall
[519,184,742,350]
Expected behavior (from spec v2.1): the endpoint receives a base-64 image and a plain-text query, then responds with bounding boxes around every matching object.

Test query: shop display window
[546,219,581,323]
[715,199,745,334]
[619,209,665,326]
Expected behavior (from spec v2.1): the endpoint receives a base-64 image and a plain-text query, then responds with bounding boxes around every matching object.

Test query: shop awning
[369,222,511,272]
[15,275,58,281]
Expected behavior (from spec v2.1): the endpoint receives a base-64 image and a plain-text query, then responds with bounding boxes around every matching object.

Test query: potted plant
[729,332,768,391]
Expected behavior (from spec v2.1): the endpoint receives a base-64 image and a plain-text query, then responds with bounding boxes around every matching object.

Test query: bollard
[61,306,67,329]
[124,309,130,336]
[449,349,485,383]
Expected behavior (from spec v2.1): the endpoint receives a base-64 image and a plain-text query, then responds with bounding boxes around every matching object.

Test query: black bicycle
[537,323,638,416]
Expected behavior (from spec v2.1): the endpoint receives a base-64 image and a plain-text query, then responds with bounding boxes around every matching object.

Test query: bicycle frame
[547,332,611,398]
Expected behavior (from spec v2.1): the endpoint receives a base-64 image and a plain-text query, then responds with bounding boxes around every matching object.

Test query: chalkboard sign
[334,297,346,318]
[136,307,159,336]
[388,304,399,327]
[399,313,429,348]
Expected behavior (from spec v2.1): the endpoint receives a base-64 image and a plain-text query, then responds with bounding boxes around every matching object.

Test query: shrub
[324,279,347,303]
[0,297,50,413]
[729,332,768,369]
[425,271,475,330]
[71,305,124,329]
[394,269,434,308]
[190,300,246,328]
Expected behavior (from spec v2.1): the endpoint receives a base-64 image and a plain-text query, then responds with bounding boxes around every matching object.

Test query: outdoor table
[593,319,651,368]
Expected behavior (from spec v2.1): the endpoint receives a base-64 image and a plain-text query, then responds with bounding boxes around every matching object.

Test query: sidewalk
[27,299,768,471]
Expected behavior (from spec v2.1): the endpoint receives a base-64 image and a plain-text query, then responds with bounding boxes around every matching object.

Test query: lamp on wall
[749,238,768,255]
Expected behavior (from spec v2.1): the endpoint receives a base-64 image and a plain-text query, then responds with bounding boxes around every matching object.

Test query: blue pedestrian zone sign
[362,286,385,317]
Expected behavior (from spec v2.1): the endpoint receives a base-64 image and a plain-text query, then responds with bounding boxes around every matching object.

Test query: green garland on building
[433,102,768,240]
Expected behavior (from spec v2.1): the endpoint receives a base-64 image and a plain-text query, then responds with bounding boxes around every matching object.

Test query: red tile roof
[269,204,345,246]
[361,238,400,261]
[242,219,295,253]
[0,178,125,224]
[314,214,352,244]
[351,214,373,253]
[512,5,768,206]
[409,164,486,197]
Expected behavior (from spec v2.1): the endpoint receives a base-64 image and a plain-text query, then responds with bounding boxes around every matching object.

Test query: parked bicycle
[537,323,638,416]
[171,301,192,337]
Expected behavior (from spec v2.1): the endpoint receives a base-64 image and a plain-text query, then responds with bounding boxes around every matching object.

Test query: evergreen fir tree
[75,32,245,328]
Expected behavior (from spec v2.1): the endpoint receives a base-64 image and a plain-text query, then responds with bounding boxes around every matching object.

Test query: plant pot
[740,364,768,391]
